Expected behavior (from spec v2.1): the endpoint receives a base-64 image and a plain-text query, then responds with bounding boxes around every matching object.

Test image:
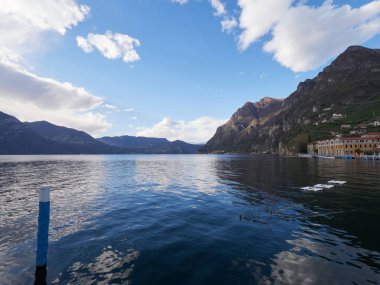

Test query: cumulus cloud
[0,61,110,134]
[264,1,380,72]
[136,117,227,143]
[77,31,141,63]
[0,0,89,56]
[237,0,380,72]
[0,1,114,135]
[238,0,292,50]
[0,63,102,111]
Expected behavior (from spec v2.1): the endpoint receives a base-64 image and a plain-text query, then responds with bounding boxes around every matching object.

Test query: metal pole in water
[34,186,50,285]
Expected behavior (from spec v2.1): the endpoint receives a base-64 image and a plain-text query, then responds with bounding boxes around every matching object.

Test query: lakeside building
[313,133,380,156]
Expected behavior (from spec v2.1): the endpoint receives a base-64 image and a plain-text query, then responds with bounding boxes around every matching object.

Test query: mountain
[0,111,201,154]
[0,112,122,154]
[98,135,202,154]
[26,121,120,154]
[27,121,100,145]
[98,135,170,149]
[200,46,380,155]
[201,97,283,153]
[0,112,67,154]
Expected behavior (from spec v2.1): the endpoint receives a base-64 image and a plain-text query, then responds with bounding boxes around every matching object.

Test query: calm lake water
[0,155,379,285]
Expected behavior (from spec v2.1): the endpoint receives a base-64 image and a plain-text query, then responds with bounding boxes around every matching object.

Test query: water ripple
[0,155,379,285]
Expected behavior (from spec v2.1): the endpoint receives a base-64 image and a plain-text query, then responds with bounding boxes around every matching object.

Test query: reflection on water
[0,155,379,285]
[0,156,109,284]
[133,156,221,195]
[268,224,380,285]
[52,246,140,284]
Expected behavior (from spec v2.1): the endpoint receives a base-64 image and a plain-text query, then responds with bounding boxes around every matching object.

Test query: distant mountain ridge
[0,112,122,154]
[0,112,201,154]
[0,112,66,154]
[200,46,380,155]
[27,121,100,145]
[98,135,202,154]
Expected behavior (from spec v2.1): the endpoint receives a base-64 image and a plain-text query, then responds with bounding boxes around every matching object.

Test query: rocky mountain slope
[200,46,380,155]
[202,97,283,152]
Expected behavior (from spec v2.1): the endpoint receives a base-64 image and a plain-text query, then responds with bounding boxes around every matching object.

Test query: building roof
[317,135,380,143]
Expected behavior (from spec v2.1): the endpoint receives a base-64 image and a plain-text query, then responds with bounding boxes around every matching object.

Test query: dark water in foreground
[0,155,379,285]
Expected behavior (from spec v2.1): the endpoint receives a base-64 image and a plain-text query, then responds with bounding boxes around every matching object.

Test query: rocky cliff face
[201,97,283,153]
[200,46,380,155]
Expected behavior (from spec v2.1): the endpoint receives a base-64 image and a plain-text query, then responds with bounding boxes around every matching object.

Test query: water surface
[0,155,379,284]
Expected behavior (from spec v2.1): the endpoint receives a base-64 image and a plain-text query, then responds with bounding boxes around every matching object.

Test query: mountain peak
[254,97,283,108]
[0,111,19,121]
[343,45,377,54]
[325,45,380,74]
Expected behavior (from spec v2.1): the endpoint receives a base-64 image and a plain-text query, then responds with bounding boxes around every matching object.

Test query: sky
[0,0,380,143]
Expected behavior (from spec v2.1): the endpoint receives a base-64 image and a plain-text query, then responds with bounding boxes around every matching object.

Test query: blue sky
[1,0,380,142]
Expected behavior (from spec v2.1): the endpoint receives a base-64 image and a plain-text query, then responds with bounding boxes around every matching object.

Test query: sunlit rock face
[200,97,283,153]
[201,46,380,155]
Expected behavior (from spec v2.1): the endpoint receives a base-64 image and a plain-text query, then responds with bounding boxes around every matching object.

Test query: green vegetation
[287,93,380,145]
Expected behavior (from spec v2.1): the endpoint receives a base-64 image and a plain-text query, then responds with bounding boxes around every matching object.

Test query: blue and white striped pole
[34,186,50,285]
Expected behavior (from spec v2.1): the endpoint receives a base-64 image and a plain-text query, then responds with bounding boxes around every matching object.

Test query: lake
[0,155,379,285]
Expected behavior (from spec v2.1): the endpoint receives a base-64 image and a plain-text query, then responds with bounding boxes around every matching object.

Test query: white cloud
[130,116,138,120]
[77,31,141,63]
[0,0,89,56]
[104,104,119,112]
[104,104,118,109]
[210,0,226,16]
[171,0,189,4]
[124,108,135,112]
[0,61,110,134]
[264,1,380,72]
[0,0,89,34]
[237,0,380,72]
[0,1,115,135]
[209,0,239,34]
[221,17,238,33]
[238,0,292,50]
[136,117,227,143]
[0,48,22,66]
[0,63,102,111]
